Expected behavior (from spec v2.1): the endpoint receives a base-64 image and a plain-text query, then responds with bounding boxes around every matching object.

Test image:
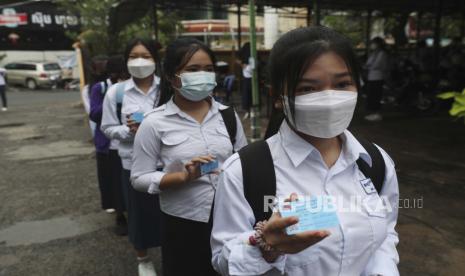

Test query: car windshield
[44,63,61,71]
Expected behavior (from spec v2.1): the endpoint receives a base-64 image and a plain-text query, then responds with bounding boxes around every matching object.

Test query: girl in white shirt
[101,38,162,276]
[211,26,399,276]
[131,38,247,276]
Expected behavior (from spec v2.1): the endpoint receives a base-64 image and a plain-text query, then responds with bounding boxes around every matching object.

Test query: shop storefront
[0,0,80,51]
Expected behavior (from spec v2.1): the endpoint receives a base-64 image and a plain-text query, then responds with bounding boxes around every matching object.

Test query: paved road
[4,88,81,107]
[0,88,464,275]
[0,88,161,276]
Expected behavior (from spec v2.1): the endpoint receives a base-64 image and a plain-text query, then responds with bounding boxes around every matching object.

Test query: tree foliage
[56,0,182,56]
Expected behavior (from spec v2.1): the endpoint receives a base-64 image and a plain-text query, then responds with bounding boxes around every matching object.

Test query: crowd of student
[84,26,400,276]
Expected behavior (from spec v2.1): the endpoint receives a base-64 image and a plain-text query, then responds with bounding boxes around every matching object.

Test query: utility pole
[248,0,260,141]
[237,1,242,49]
[365,10,372,57]
[152,0,159,41]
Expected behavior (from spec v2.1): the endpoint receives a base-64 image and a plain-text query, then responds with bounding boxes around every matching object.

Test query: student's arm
[131,118,215,193]
[89,84,103,124]
[81,86,91,114]
[362,147,400,276]
[131,117,167,193]
[211,154,286,275]
[100,86,133,142]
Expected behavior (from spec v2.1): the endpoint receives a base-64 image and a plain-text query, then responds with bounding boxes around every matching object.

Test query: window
[17,64,37,70]
[44,63,61,71]
[5,63,17,69]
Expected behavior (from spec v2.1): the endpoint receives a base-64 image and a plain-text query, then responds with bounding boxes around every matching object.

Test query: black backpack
[237,137,386,224]
[219,106,237,148]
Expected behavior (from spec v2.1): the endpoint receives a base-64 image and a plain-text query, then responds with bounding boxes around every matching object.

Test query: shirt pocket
[161,133,189,146]
[160,132,191,162]
[363,193,388,248]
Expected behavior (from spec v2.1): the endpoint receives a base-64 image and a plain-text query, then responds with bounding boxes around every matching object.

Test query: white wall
[264,6,279,49]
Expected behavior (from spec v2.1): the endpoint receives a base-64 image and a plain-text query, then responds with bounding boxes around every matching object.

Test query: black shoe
[114,214,128,236]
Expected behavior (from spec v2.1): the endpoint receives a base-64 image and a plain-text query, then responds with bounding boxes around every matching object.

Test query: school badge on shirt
[360,178,377,194]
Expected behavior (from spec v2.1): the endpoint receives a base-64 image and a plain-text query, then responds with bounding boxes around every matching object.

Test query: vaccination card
[278,196,340,235]
[131,112,144,124]
[200,160,219,175]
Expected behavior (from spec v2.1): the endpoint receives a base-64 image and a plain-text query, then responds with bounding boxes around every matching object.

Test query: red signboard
[0,13,28,27]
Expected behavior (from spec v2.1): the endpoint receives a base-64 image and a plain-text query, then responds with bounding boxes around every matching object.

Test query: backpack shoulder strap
[219,106,237,149]
[115,83,125,124]
[115,82,125,103]
[356,137,386,194]
[238,140,276,224]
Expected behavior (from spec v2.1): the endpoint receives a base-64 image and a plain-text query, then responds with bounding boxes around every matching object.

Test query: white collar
[124,75,160,95]
[278,122,372,168]
[163,96,227,116]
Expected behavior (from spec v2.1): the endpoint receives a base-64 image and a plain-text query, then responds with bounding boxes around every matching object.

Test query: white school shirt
[101,79,119,151]
[211,122,399,276]
[131,97,248,223]
[366,50,389,81]
[242,64,253,78]
[81,84,96,137]
[101,76,160,170]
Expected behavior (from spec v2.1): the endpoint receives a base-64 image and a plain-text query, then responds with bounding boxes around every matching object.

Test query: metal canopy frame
[145,0,465,13]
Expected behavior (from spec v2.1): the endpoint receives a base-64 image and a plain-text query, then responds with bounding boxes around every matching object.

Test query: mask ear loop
[171,74,186,102]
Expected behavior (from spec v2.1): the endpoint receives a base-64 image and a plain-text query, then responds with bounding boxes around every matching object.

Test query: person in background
[239,42,253,119]
[364,37,389,122]
[0,67,7,111]
[89,55,128,235]
[101,38,162,276]
[81,56,108,138]
[131,38,247,276]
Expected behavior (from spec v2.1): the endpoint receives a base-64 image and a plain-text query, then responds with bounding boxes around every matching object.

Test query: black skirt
[161,212,218,276]
[108,149,125,213]
[96,152,114,210]
[122,169,162,250]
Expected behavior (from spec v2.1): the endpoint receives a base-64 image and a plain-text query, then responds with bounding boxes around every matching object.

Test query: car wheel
[26,79,37,90]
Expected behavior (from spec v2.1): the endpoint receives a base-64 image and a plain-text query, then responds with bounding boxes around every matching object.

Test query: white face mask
[127,58,155,79]
[283,90,357,138]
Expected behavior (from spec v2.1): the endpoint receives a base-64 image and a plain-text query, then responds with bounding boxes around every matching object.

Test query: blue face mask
[176,71,217,102]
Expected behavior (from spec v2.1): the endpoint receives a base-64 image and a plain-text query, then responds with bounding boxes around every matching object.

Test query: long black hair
[158,38,217,106]
[239,42,251,65]
[88,55,108,92]
[269,26,361,121]
[123,37,161,78]
[105,55,127,81]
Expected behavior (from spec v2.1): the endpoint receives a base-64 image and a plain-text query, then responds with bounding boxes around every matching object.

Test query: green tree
[119,10,183,48]
[56,0,182,56]
[323,13,365,46]
[56,0,118,56]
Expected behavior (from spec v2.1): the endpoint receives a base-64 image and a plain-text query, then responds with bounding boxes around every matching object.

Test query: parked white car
[4,61,62,89]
